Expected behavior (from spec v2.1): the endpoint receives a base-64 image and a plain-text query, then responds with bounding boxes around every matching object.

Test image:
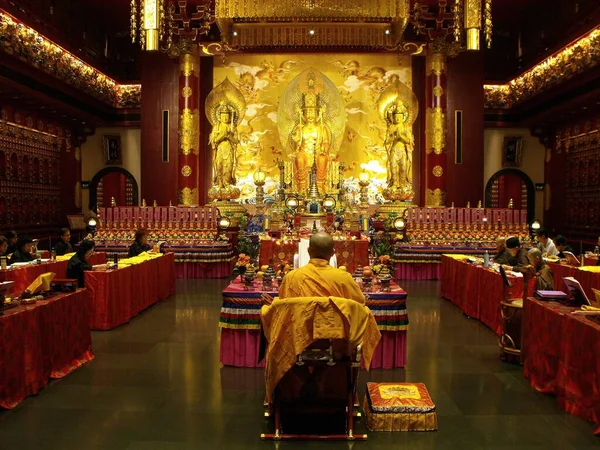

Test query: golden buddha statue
[384,101,414,190]
[210,102,238,189]
[205,78,246,201]
[377,80,418,202]
[290,73,332,194]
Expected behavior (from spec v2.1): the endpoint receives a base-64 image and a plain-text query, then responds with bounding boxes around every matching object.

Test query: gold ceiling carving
[216,0,410,49]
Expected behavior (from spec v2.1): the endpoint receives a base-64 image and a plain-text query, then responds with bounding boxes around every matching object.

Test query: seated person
[9,236,36,265]
[5,230,17,255]
[0,236,8,257]
[494,236,511,265]
[536,227,559,257]
[502,237,529,273]
[554,235,574,258]
[66,239,106,287]
[279,232,366,304]
[128,228,152,257]
[55,228,73,256]
[527,247,554,291]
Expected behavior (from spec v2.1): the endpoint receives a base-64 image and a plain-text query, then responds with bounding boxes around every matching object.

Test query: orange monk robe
[279,258,366,305]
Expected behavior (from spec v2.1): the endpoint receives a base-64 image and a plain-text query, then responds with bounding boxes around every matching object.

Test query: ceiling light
[309,29,315,36]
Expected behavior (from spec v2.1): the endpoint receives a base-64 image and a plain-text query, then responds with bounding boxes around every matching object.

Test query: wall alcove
[89,167,138,210]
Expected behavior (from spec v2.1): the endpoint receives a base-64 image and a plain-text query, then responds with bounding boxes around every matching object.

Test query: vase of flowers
[233,253,251,279]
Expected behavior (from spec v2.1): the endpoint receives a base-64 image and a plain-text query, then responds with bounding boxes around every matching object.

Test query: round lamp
[285,196,299,210]
[393,217,406,231]
[531,220,542,231]
[218,217,231,229]
[87,217,97,228]
[358,171,369,184]
[322,196,336,211]
[253,168,266,184]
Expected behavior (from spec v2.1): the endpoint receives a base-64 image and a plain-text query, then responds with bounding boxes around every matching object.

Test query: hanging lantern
[131,0,169,51]
[464,0,482,51]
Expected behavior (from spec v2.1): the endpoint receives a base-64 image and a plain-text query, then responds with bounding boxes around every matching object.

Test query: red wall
[446,51,485,207]
[545,115,600,244]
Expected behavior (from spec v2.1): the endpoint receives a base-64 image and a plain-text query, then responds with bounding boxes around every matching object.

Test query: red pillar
[177,42,200,206]
[424,44,448,206]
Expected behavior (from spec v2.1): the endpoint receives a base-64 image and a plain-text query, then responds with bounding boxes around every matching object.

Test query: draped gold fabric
[278,258,366,304]
[260,296,381,402]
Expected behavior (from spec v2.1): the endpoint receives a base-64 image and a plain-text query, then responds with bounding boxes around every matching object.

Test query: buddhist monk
[527,247,554,291]
[279,232,366,304]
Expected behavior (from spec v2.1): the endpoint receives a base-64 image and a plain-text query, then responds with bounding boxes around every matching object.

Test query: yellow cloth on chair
[260,296,381,402]
[25,272,55,293]
[56,253,75,262]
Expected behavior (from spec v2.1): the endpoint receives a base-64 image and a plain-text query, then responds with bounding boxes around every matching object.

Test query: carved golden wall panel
[213,53,414,202]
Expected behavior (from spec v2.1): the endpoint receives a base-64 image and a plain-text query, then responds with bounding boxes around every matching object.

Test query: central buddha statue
[290,73,332,194]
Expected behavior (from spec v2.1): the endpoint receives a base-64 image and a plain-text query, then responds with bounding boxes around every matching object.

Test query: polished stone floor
[0,279,598,449]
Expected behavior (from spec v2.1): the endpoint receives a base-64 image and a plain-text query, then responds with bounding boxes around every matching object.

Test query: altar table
[547,262,600,302]
[0,253,107,294]
[0,289,94,409]
[259,238,369,274]
[441,255,532,335]
[219,278,409,369]
[84,253,175,330]
[523,298,600,435]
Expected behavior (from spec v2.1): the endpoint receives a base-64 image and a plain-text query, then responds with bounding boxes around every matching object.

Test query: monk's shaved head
[308,232,335,260]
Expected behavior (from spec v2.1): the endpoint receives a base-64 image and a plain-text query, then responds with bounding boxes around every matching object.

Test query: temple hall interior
[0,0,600,448]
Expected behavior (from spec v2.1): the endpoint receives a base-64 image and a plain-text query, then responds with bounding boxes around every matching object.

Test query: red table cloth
[219,278,409,369]
[523,299,573,394]
[0,253,107,294]
[394,262,441,280]
[522,298,600,435]
[84,253,175,330]
[175,261,232,279]
[0,289,94,409]
[547,262,600,302]
[441,256,529,335]
[557,314,600,435]
[259,238,369,274]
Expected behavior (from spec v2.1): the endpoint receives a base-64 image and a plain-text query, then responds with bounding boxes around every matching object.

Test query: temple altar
[94,206,233,278]
[259,236,369,274]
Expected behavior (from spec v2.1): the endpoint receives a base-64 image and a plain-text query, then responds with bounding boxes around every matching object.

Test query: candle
[264,217,270,230]
[362,217,369,231]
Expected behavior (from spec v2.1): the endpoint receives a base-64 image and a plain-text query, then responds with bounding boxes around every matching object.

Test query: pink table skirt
[394,263,441,280]
[220,328,407,369]
[175,261,232,279]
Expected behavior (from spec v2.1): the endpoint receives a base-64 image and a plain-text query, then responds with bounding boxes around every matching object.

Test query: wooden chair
[260,297,378,441]
[499,265,524,362]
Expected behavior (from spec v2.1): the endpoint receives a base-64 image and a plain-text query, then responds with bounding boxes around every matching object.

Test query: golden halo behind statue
[205,77,246,127]
[377,80,418,125]
[277,68,346,158]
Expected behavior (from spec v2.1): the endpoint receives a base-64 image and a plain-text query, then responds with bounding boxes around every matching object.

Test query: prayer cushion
[363,382,438,431]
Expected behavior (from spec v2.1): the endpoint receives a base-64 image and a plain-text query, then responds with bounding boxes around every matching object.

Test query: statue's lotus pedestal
[378,186,414,217]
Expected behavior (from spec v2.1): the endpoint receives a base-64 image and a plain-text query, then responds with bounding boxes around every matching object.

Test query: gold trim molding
[485,26,600,108]
[180,53,200,77]
[425,107,446,154]
[181,165,192,177]
[216,0,410,49]
[432,165,443,177]
[178,187,199,206]
[426,48,447,76]
[178,109,200,155]
[425,188,445,207]
[0,11,141,108]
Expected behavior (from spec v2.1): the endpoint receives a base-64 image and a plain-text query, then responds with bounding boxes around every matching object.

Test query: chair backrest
[499,265,512,288]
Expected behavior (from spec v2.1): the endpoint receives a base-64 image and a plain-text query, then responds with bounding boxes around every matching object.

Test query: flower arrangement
[233,253,252,277]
